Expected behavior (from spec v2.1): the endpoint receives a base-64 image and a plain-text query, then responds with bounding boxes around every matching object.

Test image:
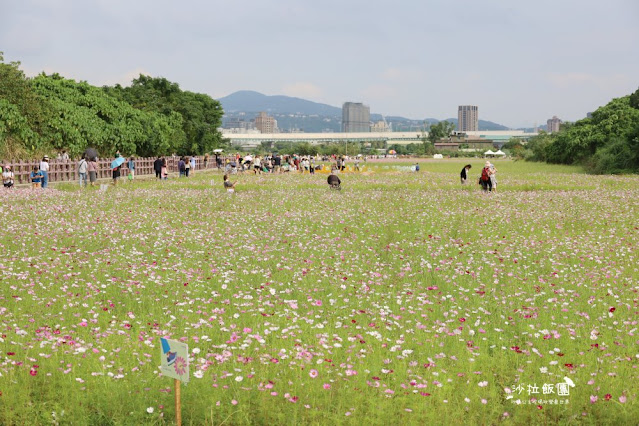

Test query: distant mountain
[443,118,510,131]
[218,91,512,131]
[219,90,341,116]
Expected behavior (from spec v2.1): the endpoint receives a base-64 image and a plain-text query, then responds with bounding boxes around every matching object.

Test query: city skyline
[1,0,638,129]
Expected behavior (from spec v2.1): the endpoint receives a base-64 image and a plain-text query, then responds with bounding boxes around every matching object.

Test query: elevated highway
[222,130,538,148]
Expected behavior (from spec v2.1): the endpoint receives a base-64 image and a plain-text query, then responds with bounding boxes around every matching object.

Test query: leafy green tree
[0,52,53,157]
[107,75,225,155]
[30,74,182,157]
[629,86,639,109]
[427,120,455,144]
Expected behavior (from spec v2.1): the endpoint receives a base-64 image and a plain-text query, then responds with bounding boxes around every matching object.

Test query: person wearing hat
[40,155,50,189]
[479,161,492,192]
[488,162,497,193]
[2,165,14,188]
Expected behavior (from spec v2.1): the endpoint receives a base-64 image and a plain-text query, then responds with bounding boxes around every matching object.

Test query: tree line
[0,53,227,160]
[522,88,639,174]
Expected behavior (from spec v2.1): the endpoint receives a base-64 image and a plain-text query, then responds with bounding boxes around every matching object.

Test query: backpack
[78,159,87,173]
[481,167,490,182]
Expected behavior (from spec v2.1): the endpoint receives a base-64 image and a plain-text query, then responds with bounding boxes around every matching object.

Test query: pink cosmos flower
[309,369,318,378]
[323,383,331,389]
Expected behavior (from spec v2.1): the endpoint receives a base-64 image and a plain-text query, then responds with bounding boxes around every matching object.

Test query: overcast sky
[2,0,638,128]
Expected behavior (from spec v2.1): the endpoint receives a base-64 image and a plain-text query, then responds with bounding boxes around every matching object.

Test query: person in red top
[480,161,492,192]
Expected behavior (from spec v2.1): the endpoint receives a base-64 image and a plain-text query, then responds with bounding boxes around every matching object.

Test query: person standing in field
[253,156,262,174]
[154,157,163,179]
[128,157,136,181]
[88,157,98,186]
[161,158,168,179]
[489,163,498,193]
[204,153,209,169]
[78,155,88,187]
[273,154,281,173]
[112,165,121,186]
[190,156,196,174]
[40,155,50,189]
[480,161,492,192]
[415,163,420,172]
[178,157,186,177]
[30,166,43,189]
[184,157,191,177]
[460,164,471,185]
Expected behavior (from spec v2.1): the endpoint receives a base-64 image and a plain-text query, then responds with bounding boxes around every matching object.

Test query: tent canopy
[494,150,506,156]
[484,150,495,155]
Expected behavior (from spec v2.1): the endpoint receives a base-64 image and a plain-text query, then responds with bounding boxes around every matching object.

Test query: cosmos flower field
[0,160,637,425]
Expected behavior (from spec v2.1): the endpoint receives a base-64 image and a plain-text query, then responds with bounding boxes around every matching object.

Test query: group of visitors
[3,150,500,193]
[1,155,50,190]
[225,154,317,175]
[460,162,497,192]
[221,153,364,175]
[177,156,196,177]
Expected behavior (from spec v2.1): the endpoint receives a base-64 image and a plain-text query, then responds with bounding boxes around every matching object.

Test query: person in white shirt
[40,155,50,189]
[253,156,261,174]
[78,155,88,187]
[2,165,14,188]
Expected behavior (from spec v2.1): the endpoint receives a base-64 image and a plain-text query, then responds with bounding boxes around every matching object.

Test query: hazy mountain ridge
[218,91,511,131]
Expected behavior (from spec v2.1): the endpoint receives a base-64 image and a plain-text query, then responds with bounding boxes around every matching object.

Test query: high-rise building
[255,112,278,133]
[371,120,391,132]
[458,105,479,132]
[547,116,562,133]
[342,102,370,132]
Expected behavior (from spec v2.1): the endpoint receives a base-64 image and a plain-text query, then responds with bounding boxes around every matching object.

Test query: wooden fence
[3,156,229,185]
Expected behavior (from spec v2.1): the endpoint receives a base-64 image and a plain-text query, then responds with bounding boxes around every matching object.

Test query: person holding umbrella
[84,147,99,161]
[111,153,125,186]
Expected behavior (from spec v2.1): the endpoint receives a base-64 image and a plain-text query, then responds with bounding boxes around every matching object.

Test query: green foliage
[630,86,639,109]
[525,131,552,162]
[30,74,183,157]
[0,53,52,157]
[107,75,225,155]
[0,55,226,159]
[529,90,639,173]
[427,120,455,144]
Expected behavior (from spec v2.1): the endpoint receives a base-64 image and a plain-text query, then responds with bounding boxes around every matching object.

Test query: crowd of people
[220,153,364,176]
[2,150,501,193]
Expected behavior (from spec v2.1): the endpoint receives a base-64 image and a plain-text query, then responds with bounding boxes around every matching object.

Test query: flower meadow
[0,160,637,425]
